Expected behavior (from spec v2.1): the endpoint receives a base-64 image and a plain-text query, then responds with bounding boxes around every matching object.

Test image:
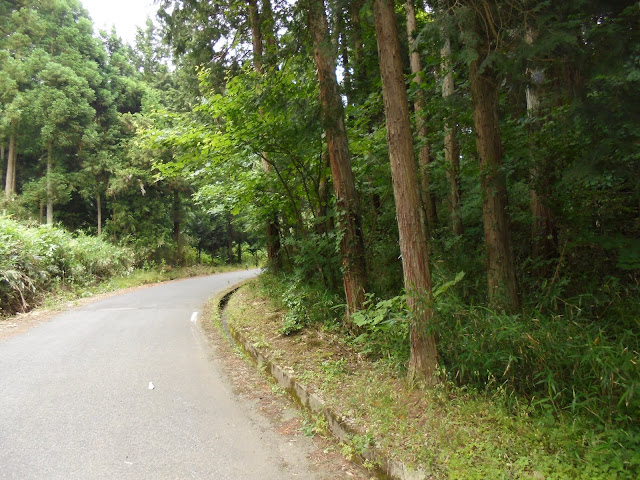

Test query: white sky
[81,0,158,46]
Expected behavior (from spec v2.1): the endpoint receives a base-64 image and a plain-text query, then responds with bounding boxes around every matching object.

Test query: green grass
[234,272,640,479]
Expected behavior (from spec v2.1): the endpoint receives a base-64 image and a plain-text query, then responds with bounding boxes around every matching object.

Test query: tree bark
[314,152,335,289]
[10,143,16,194]
[405,0,437,234]
[469,49,520,312]
[441,35,463,236]
[315,151,332,235]
[0,144,4,187]
[227,213,235,265]
[248,0,263,70]
[4,134,16,200]
[374,0,439,384]
[46,144,53,225]
[349,0,366,94]
[307,0,368,317]
[526,27,556,268]
[261,0,278,58]
[111,202,117,241]
[172,188,183,265]
[265,217,282,269]
[97,191,102,235]
[337,9,352,103]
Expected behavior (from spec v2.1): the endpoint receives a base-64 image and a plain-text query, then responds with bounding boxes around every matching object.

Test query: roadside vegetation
[0,215,132,316]
[226,278,639,479]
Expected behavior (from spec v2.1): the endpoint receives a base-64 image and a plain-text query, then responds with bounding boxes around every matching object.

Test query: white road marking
[190,312,198,323]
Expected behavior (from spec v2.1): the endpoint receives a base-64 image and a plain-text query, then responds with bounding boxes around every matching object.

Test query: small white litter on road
[190,312,198,323]
[148,382,154,390]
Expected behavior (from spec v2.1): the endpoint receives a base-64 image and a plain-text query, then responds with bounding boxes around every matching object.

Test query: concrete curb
[219,288,430,480]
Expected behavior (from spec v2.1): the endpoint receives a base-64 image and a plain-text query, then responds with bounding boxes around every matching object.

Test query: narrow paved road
[0,270,322,480]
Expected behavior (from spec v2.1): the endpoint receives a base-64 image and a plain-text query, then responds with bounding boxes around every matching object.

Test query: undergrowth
[256,270,640,477]
[259,271,343,336]
[0,216,134,315]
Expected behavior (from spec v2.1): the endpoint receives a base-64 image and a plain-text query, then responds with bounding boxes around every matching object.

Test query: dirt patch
[0,310,54,341]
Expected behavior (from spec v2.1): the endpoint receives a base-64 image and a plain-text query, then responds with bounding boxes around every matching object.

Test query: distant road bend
[0,270,324,479]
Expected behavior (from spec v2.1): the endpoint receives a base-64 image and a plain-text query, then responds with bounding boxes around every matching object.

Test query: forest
[1,0,639,475]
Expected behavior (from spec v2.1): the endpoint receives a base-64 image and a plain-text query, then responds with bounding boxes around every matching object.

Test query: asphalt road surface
[0,270,324,480]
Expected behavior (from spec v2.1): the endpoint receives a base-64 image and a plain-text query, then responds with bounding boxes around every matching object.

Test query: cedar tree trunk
[46,144,53,225]
[10,145,16,194]
[469,50,520,312]
[350,0,366,92]
[261,0,278,57]
[227,214,235,265]
[5,134,16,199]
[337,11,352,103]
[526,28,556,267]
[0,144,4,187]
[307,0,368,317]
[405,0,437,233]
[97,191,102,235]
[248,0,263,70]
[249,0,282,271]
[374,0,439,384]
[441,35,463,235]
[172,188,183,265]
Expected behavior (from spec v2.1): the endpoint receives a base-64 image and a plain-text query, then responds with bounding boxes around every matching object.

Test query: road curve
[0,270,321,480]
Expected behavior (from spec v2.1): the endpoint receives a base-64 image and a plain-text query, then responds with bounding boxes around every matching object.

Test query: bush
[257,271,342,335]
[0,216,134,315]
[349,293,410,369]
[257,262,639,455]
[433,282,640,431]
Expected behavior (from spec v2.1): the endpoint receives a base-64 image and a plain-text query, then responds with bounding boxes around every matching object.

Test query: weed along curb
[218,288,430,480]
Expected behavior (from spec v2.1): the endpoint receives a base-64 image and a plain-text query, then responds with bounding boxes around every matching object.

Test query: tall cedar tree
[525,27,556,269]
[441,34,463,235]
[374,0,439,383]
[405,0,437,234]
[4,130,16,199]
[306,0,368,318]
[466,2,520,311]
